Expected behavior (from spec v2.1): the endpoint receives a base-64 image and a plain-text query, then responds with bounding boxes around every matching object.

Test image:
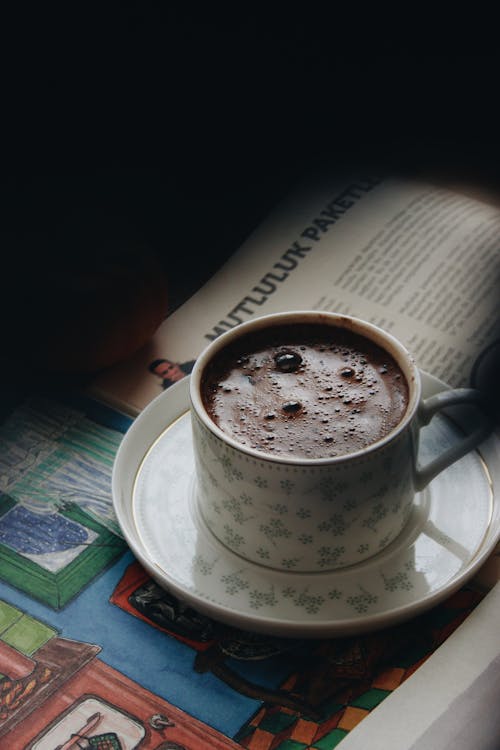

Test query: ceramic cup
[189,311,489,572]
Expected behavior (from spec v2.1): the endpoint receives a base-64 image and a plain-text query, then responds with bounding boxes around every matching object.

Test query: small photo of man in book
[148,358,195,390]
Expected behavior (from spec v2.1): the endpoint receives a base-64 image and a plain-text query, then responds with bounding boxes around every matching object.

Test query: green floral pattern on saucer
[113,374,498,638]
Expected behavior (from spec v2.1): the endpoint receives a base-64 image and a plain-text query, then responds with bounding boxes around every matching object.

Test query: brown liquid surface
[201,324,409,459]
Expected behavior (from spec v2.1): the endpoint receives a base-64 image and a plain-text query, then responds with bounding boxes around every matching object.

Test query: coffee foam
[201,324,409,459]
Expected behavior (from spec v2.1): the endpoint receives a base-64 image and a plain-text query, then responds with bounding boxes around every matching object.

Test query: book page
[88,175,500,416]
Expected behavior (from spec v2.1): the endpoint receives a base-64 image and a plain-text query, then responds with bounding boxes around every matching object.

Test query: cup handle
[414,388,492,491]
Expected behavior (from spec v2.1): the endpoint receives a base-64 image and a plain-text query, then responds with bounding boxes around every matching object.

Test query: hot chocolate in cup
[189,311,489,572]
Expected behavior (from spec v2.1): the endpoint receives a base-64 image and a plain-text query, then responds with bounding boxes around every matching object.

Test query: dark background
[1,8,499,374]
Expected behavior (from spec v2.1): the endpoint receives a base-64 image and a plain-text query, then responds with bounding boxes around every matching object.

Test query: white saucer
[112,373,500,638]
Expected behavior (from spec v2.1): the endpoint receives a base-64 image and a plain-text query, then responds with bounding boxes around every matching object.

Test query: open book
[88,171,500,750]
[88,172,499,417]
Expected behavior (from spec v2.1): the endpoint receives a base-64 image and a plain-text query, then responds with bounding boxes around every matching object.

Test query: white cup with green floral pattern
[189,311,489,573]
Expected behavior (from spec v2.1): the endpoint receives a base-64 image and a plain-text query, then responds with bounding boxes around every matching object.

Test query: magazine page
[88,174,500,416]
[340,581,500,750]
[78,174,500,750]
